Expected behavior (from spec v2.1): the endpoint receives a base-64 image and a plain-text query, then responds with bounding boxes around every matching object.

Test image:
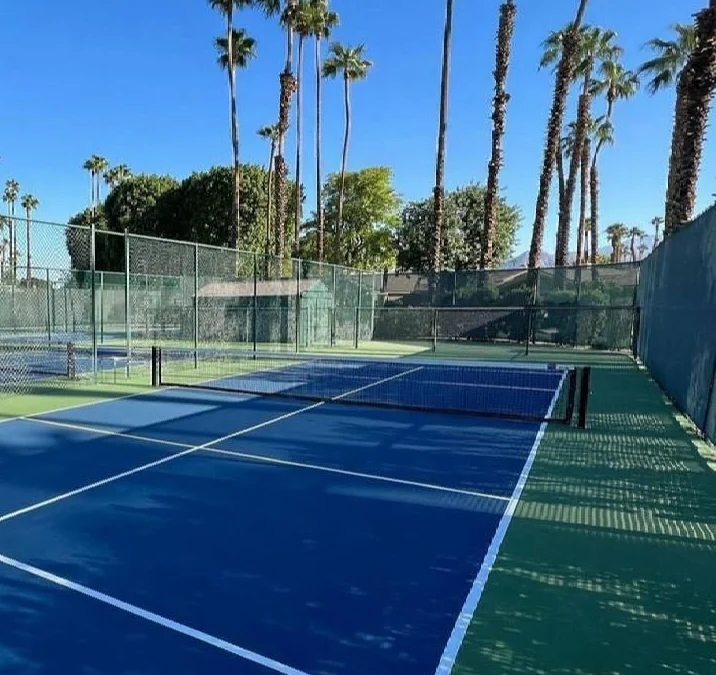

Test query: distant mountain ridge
[502,235,655,269]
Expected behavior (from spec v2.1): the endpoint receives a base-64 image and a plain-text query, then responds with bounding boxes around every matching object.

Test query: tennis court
[0,351,584,674]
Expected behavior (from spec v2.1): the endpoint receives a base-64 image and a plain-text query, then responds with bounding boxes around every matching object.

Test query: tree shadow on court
[453,364,716,675]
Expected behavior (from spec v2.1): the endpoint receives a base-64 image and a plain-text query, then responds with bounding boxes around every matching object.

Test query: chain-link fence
[0,214,641,396]
[637,205,716,444]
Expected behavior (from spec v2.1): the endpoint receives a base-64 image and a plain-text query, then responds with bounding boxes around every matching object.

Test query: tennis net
[154,347,589,425]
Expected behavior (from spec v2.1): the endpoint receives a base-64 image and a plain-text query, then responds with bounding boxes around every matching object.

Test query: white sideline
[432,369,569,675]
[0,553,311,675]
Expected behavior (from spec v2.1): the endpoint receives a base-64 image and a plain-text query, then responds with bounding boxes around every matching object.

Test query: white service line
[0,366,423,526]
[0,553,311,675]
[21,415,510,503]
[432,369,569,675]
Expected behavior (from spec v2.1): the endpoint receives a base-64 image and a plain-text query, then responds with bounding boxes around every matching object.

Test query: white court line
[0,367,423,526]
[21,416,510,503]
[206,447,510,502]
[0,553,311,675]
[432,369,568,675]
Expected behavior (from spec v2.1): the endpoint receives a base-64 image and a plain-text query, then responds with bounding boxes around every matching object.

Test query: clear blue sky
[1,0,713,262]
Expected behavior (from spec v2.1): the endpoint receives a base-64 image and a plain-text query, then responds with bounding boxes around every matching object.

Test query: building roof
[197,279,329,299]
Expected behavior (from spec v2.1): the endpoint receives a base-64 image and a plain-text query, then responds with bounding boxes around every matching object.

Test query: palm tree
[605,222,628,262]
[292,1,312,258]
[651,215,664,248]
[93,155,109,204]
[258,124,280,260]
[213,12,257,250]
[670,1,716,229]
[628,226,645,261]
[104,164,133,191]
[528,0,590,269]
[0,217,9,278]
[82,157,96,214]
[589,61,639,261]
[432,0,455,274]
[3,179,19,279]
[20,194,38,283]
[307,0,338,261]
[481,0,517,270]
[639,24,697,233]
[541,24,621,265]
[323,43,372,260]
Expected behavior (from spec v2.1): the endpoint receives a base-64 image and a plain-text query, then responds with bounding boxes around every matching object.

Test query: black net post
[565,367,578,423]
[577,366,591,429]
[151,346,160,387]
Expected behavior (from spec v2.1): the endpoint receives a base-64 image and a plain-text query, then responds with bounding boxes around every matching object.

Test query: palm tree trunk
[25,209,31,284]
[590,161,599,264]
[10,203,16,280]
[528,0,589,269]
[630,235,636,262]
[224,10,241,249]
[336,73,351,261]
[556,146,566,231]
[433,0,453,274]
[664,69,690,234]
[315,36,325,262]
[577,135,590,265]
[7,205,13,282]
[266,141,276,264]
[557,91,590,266]
[481,0,516,270]
[671,1,716,230]
[293,34,305,258]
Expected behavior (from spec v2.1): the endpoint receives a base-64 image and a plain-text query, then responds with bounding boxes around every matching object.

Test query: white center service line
[0,366,424,525]
[0,553,311,675]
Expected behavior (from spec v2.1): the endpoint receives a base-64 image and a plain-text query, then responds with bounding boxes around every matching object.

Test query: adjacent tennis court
[0,353,580,674]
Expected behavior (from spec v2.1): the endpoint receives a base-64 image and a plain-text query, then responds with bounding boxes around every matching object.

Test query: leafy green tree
[103,174,179,237]
[397,184,520,272]
[66,206,123,272]
[301,167,401,269]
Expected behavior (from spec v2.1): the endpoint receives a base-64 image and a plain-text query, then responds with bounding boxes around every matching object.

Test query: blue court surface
[0,361,564,675]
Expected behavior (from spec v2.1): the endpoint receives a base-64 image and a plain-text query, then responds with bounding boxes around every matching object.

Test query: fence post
[144,273,150,337]
[252,253,258,354]
[432,309,438,352]
[355,270,363,350]
[331,265,337,347]
[194,242,199,367]
[45,268,52,344]
[354,306,360,350]
[90,222,97,376]
[63,285,68,334]
[99,271,105,344]
[295,260,301,353]
[124,231,131,376]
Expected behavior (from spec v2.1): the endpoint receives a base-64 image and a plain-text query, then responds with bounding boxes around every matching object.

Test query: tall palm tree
[432,0,455,274]
[605,222,628,263]
[541,25,621,265]
[628,226,645,261]
[258,124,280,260]
[0,217,9,278]
[481,0,517,270]
[82,157,96,214]
[589,61,639,261]
[211,0,258,249]
[670,1,716,229]
[639,24,697,233]
[292,1,312,258]
[307,0,338,261]
[20,194,38,283]
[323,43,372,259]
[651,215,664,248]
[93,155,109,204]
[104,164,132,191]
[528,0,590,269]
[3,179,19,279]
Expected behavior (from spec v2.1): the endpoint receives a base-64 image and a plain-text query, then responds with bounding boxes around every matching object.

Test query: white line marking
[18,415,511,503]
[433,370,568,675]
[331,366,424,400]
[0,553,311,675]
[207,448,511,502]
[0,366,422,525]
